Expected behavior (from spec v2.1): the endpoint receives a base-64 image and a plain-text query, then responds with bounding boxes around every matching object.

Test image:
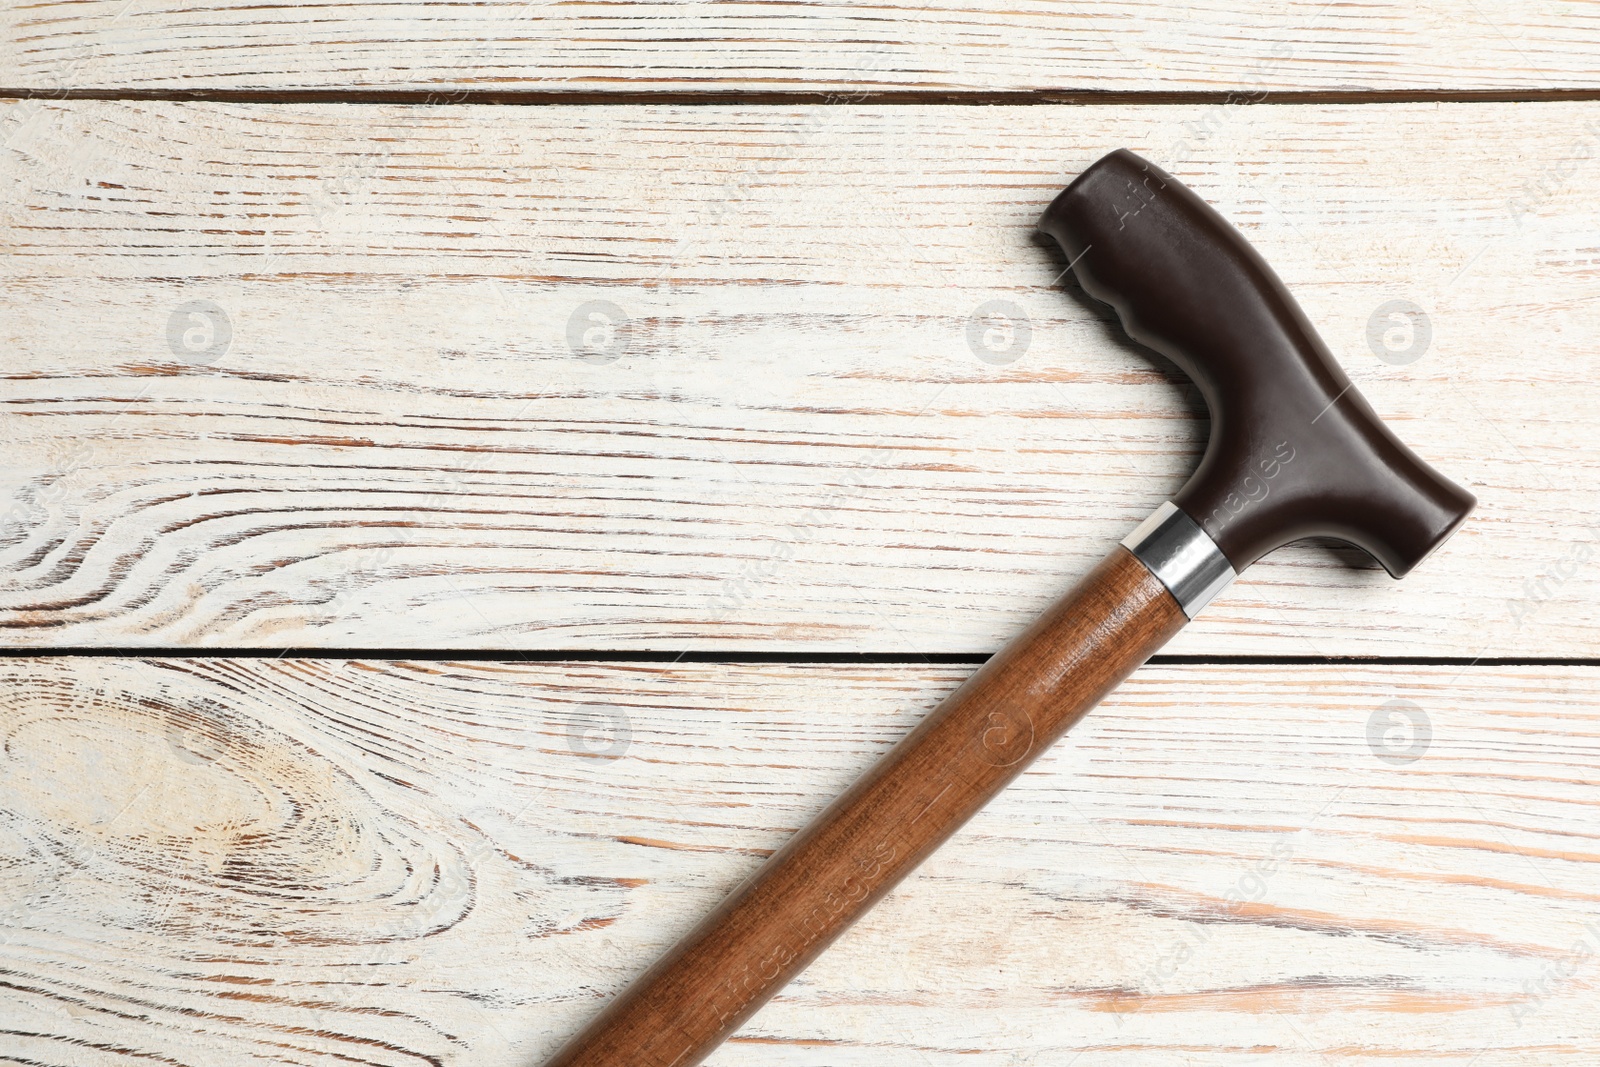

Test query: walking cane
[543,149,1476,1067]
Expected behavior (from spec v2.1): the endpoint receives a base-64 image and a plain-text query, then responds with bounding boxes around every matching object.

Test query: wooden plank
[1,657,1596,1065]
[2,100,1598,655]
[3,2,1600,94]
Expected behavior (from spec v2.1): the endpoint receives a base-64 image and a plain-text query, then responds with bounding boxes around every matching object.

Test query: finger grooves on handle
[543,546,1186,1067]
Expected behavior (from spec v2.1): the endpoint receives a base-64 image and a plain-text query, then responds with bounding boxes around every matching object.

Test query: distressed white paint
[2,101,1597,654]
[0,658,1595,1065]
[2,2,1599,93]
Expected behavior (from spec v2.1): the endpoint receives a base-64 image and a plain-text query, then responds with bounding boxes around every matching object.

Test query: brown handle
[543,546,1187,1067]
[1036,150,1474,576]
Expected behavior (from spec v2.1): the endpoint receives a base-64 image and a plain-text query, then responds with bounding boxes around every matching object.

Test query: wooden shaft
[543,545,1187,1067]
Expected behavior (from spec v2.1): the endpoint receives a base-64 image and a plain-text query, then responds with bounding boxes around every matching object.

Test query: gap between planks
[1,647,1600,667]
[6,88,1600,106]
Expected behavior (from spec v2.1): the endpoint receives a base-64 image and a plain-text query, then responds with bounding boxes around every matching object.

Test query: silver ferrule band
[1121,501,1236,619]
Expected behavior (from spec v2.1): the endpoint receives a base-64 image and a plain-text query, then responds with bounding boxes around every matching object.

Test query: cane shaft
[543,546,1186,1067]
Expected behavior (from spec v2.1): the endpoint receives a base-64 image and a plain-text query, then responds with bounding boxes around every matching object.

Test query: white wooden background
[3,1,1600,93]
[5,101,1600,655]
[3,4,1600,1066]
[4,658,1599,1067]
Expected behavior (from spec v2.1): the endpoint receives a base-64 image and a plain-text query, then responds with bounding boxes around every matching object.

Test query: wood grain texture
[0,656,1596,1066]
[2,100,1598,655]
[546,547,1184,1066]
[2,1,1600,94]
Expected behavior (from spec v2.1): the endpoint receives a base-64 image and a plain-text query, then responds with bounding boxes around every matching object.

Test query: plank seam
[0,648,1595,667]
[5,88,1600,106]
